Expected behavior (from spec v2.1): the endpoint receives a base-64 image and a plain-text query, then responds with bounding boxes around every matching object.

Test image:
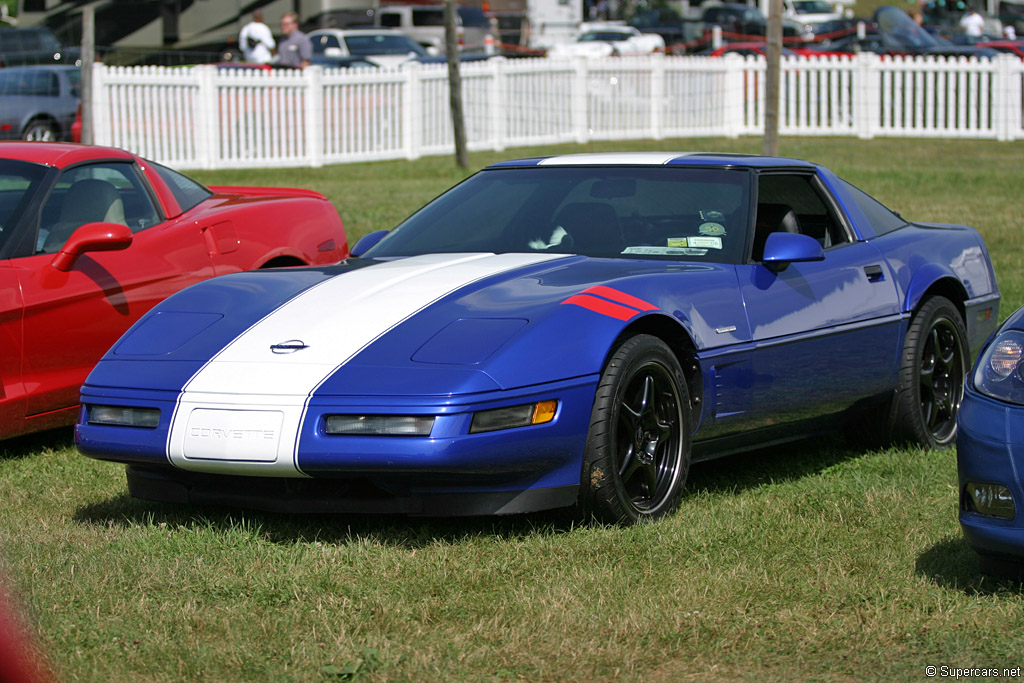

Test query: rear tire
[892,296,968,449]
[580,335,690,524]
[22,119,57,142]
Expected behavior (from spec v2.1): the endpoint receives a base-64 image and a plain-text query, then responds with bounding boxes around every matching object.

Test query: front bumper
[76,376,598,515]
[957,387,1024,562]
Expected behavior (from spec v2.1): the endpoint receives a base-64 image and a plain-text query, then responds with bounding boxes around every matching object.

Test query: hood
[86,252,744,399]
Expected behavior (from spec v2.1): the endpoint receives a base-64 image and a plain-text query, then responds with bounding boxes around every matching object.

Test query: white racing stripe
[166,252,568,476]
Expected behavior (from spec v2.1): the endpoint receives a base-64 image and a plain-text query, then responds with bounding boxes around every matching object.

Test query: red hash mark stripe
[581,286,658,312]
[562,294,638,320]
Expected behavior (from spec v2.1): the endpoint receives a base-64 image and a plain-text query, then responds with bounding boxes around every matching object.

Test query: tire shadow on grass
[72,434,866,547]
[686,432,868,497]
[916,534,1024,596]
[73,492,583,548]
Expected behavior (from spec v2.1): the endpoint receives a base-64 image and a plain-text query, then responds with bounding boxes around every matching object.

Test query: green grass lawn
[3,137,1024,681]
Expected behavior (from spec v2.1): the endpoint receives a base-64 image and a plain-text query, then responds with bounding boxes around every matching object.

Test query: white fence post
[571,56,589,144]
[722,54,745,138]
[90,62,109,146]
[305,66,323,168]
[403,62,423,160]
[854,53,881,140]
[650,53,665,140]
[194,65,219,170]
[488,57,507,152]
[992,53,1014,141]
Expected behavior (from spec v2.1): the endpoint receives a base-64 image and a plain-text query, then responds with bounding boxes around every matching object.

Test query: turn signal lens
[470,400,558,434]
[975,331,1024,405]
[324,415,434,437]
[88,405,161,428]
[964,482,1016,520]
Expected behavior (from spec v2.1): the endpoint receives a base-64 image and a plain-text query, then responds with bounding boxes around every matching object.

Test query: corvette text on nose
[189,427,276,440]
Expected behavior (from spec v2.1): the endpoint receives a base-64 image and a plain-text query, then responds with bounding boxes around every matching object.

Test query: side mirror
[51,222,133,272]
[761,232,824,271]
[350,229,389,257]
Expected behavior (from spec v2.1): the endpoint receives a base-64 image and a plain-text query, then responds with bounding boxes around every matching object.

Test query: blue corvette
[76,153,1001,523]
[958,305,1024,574]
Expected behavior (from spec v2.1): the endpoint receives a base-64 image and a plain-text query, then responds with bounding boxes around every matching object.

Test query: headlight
[87,405,161,428]
[470,400,557,434]
[974,330,1024,405]
[324,415,434,437]
[963,482,1016,520]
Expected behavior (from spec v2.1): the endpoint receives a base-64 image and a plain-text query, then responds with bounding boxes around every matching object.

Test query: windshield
[579,31,631,42]
[874,6,940,48]
[0,158,48,253]
[364,166,751,264]
[793,1,834,13]
[345,33,427,56]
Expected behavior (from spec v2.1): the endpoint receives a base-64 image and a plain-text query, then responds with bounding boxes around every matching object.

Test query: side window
[36,163,161,254]
[312,34,342,52]
[148,161,212,213]
[752,173,850,260]
[379,13,401,27]
[835,178,908,236]
[413,9,445,26]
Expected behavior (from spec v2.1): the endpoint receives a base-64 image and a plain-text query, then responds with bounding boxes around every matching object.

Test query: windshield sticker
[698,222,726,236]
[667,237,688,248]
[687,235,723,249]
[622,246,709,256]
[700,209,725,222]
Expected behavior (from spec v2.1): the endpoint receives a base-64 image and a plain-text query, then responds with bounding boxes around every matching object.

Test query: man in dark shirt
[277,12,312,68]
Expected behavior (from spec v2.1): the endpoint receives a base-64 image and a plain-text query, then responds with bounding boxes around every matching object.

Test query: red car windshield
[0,158,48,251]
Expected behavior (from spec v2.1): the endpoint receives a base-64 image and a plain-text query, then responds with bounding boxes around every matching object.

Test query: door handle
[864,264,884,282]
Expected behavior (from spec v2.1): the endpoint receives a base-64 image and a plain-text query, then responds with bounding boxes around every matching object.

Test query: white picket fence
[89,53,1024,170]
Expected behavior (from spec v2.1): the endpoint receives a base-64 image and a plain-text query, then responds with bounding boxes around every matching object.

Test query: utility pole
[444,0,468,169]
[81,4,95,145]
[763,0,782,156]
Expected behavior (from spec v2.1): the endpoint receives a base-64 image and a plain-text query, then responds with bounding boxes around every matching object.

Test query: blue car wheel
[581,335,690,524]
[894,296,968,449]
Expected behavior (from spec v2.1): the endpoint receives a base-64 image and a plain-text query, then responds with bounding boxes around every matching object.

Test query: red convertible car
[0,142,348,439]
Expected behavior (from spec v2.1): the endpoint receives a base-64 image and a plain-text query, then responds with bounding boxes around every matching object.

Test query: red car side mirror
[51,222,134,272]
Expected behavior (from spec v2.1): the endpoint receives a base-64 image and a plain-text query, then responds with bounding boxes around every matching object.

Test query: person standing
[277,11,312,68]
[239,10,275,64]
[959,7,985,40]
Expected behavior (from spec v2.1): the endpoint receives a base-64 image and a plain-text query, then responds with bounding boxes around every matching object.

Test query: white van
[375,5,495,54]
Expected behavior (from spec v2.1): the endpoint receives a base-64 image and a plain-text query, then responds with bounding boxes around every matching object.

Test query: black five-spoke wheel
[581,335,690,524]
[894,295,968,449]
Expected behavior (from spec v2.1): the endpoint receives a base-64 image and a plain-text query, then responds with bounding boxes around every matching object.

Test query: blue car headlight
[974,330,1024,405]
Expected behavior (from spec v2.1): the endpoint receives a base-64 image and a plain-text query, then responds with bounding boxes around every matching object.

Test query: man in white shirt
[959,8,985,39]
[239,10,275,64]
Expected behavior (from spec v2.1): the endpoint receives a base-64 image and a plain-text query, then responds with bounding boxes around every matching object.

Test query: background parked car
[0,142,348,440]
[0,26,79,67]
[701,4,804,40]
[375,4,494,54]
[546,22,665,58]
[872,6,999,57]
[309,28,434,68]
[0,65,79,141]
[628,8,703,53]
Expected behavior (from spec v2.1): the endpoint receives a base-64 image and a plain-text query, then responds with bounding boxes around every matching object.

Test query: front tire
[580,335,690,524]
[893,295,968,449]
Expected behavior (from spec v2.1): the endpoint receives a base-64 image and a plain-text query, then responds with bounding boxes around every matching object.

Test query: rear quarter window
[836,178,908,236]
[150,161,212,213]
